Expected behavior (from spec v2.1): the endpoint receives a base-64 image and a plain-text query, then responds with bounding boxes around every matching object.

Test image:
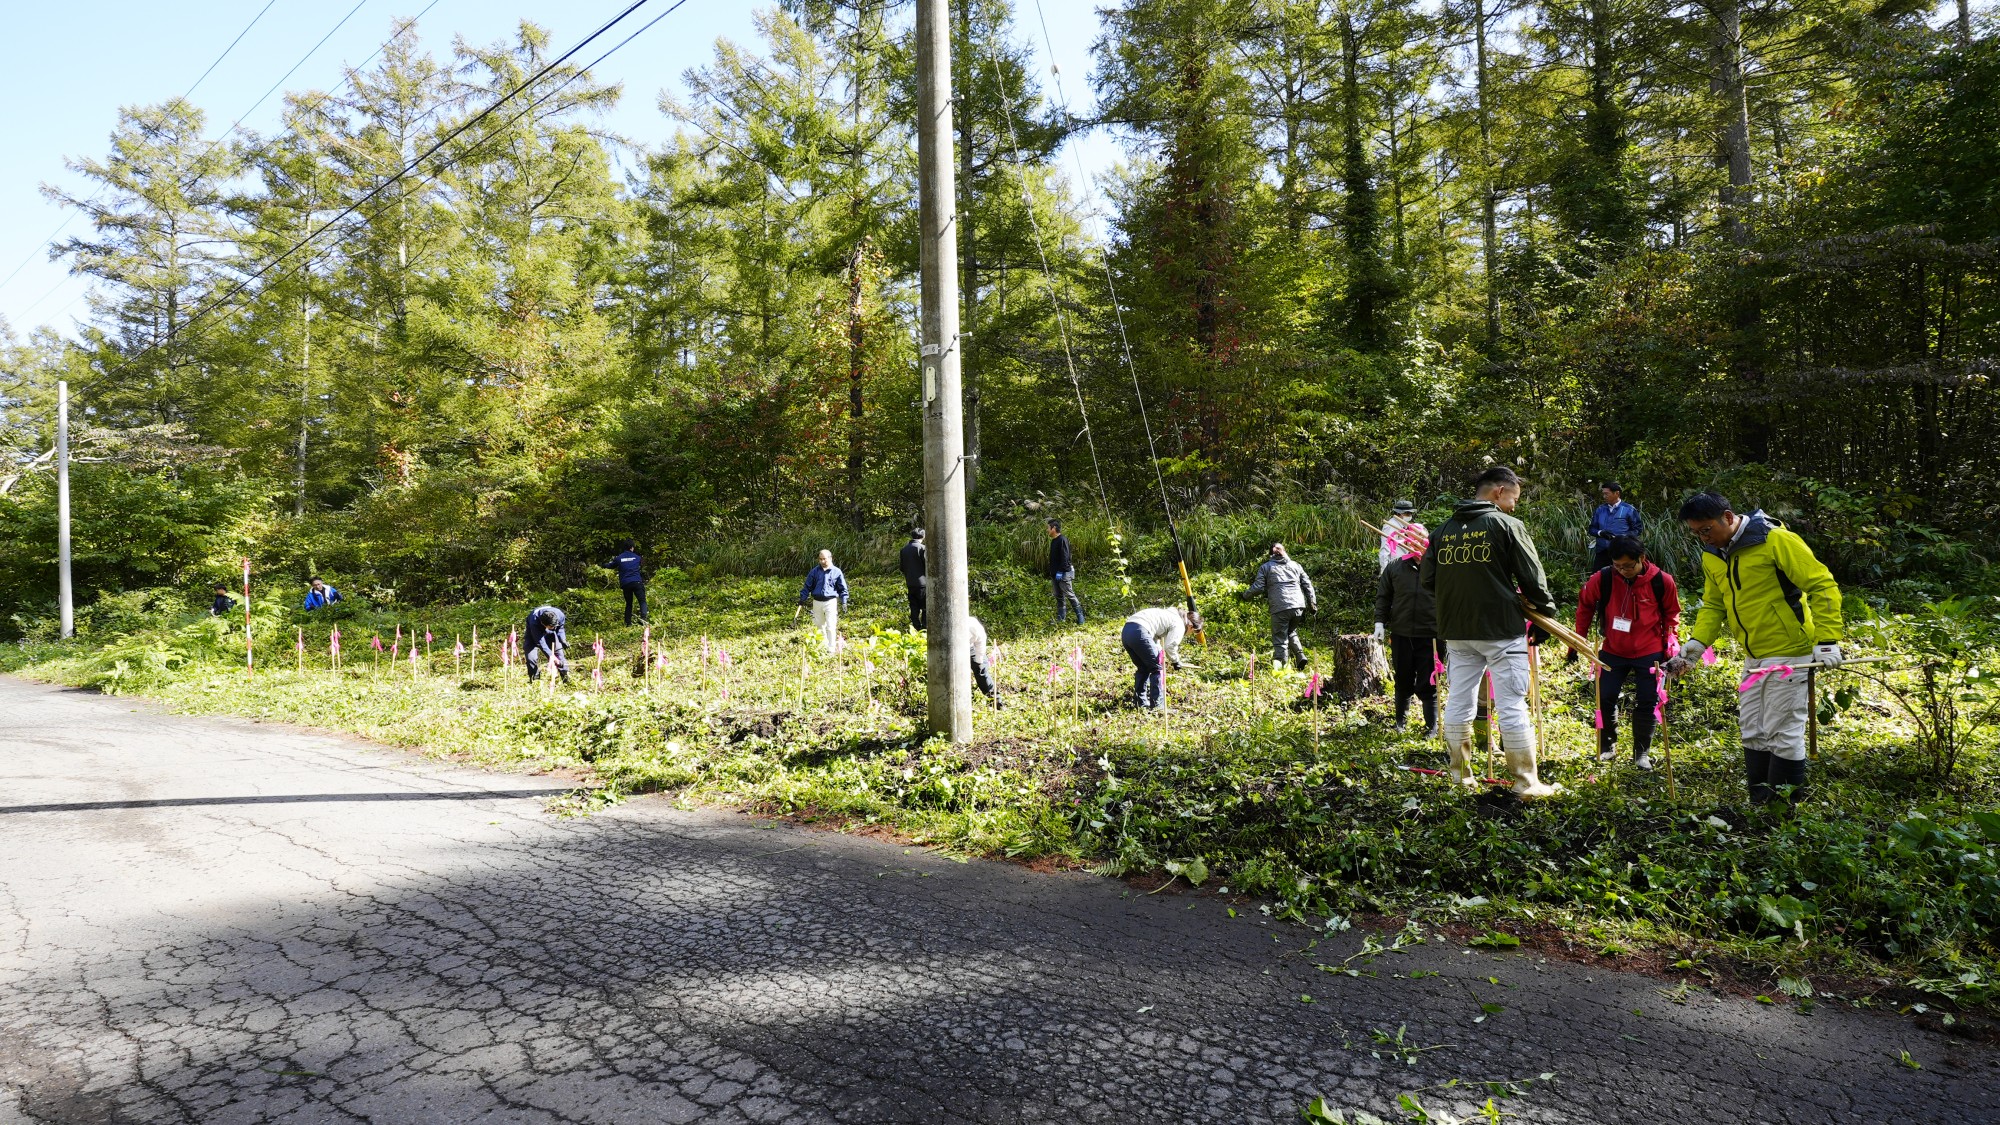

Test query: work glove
[1678,638,1708,664]
[1812,642,1843,669]
[1563,647,1578,666]
[1527,623,1550,647]
[1372,623,1385,642]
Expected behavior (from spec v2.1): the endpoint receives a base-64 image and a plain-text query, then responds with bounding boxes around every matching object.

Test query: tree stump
[1331,634,1390,701]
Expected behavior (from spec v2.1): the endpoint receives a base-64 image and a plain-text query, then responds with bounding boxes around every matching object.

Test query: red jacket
[1574,560,1681,660]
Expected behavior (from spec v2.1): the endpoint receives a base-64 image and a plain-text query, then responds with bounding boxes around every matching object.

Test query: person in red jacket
[1571,536,1681,770]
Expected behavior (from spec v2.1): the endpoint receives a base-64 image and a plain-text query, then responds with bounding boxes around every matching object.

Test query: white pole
[916,0,973,742]
[57,380,73,639]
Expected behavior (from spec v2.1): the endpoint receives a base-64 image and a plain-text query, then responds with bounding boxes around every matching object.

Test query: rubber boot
[1769,756,1808,806]
[1421,696,1438,739]
[1395,695,1410,733]
[1631,723,1655,772]
[1504,733,1559,799]
[1597,726,1617,764]
[1744,747,1776,806]
[1445,736,1480,789]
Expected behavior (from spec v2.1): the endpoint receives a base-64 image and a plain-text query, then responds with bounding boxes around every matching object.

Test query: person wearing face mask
[1420,465,1559,797]
[1247,542,1317,672]
[1374,523,1442,736]
[1572,536,1681,771]
[1669,491,1842,805]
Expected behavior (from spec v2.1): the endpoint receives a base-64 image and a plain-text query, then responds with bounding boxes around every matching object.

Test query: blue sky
[0,0,1117,342]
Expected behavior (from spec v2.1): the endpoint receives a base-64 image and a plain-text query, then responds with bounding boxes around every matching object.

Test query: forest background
[1,0,1997,623]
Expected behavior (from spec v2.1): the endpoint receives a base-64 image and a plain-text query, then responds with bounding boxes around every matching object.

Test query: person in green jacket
[1420,465,1560,797]
[1669,491,1843,805]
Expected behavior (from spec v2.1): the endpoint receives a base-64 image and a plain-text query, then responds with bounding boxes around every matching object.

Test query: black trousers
[970,654,995,698]
[1390,635,1446,725]
[621,582,648,625]
[906,580,927,630]
[1597,651,1665,750]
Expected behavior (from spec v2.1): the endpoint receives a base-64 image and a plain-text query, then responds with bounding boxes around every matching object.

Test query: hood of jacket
[1702,509,1778,560]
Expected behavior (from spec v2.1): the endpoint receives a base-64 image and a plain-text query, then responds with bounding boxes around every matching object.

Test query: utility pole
[916,0,974,743]
[57,380,73,639]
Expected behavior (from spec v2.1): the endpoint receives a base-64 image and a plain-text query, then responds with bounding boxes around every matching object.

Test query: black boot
[1769,756,1808,806]
[1421,697,1437,738]
[1744,748,1775,805]
[1597,728,1617,764]
[1394,695,1410,732]
[1631,723,1655,771]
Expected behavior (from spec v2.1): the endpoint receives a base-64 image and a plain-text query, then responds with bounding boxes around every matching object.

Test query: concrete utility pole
[57,380,73,639]
[916,0,974,743]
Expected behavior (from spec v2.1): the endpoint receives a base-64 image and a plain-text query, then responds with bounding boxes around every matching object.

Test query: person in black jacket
[1374,525,1444,735]
[603,541,648,625]
[524,606,570,684]
[1046,518,1085,626]
[210,584,234,616]
[899,529,927,630]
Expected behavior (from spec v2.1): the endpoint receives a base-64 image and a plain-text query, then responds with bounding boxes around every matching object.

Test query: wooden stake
[1529,643,1545,763]
[1807,667,1818,759]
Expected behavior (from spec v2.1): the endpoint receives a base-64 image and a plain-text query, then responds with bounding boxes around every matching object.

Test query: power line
[65,0,679,410]
[1026,0,1192,591]
[183,0,285,101]
[11,0,436,331]
[0,0,287,297]
[974,7,1112,531]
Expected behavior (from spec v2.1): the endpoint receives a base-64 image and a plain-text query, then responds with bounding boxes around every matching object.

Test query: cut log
[1331,634,1391,701]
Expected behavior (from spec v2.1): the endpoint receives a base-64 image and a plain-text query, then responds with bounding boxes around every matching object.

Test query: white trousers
[810,598,840,653]
[1742,652,1812,761]
[1442,638,1534,743]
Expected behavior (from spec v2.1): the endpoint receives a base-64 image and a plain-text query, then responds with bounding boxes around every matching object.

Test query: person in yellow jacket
[1668,491,1842,805]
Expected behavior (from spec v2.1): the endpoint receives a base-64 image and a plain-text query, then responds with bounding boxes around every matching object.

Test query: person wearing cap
[1669,491,1842,805]
[899,529,928,630]
[1379,500,1419,571]
[603,540,648,626]
[1588,481,1642,573]
[523,605,570,684]
[1420,465,1559,797]
[1374,523,1442,736]
[1248,542,1317,672]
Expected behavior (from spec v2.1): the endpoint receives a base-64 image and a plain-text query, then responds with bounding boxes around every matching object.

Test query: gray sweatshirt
[1249,555,1316,613]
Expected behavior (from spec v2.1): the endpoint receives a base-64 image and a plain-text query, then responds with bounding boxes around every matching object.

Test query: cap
[1391,500,1417,514]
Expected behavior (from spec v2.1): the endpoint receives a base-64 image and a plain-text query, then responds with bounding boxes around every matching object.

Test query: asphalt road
[1,676,1994,1124]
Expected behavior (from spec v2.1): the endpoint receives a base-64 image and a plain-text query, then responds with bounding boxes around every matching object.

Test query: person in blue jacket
[1588,481,1642,572]
[301,577,343,610]
[799,549,850,653]
[604,540,648,625]
[524,606,570,684]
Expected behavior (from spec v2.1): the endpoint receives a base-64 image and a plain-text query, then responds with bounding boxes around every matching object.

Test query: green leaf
[1469,931,1521,949]
[1967,810,2000,847]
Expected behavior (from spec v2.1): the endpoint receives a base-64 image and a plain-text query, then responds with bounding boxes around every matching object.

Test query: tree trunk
[846,237,867,531]
[1474,0,1499,345]
[1332,634,1391,702]
[296,297,311,517]
[1712,0,1768,461]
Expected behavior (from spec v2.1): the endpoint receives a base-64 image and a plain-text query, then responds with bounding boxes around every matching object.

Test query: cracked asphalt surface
[1,677,1995,1124]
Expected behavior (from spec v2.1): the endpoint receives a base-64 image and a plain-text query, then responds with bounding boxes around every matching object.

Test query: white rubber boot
[1445,736,1480,789]
[1504,733,1559,799]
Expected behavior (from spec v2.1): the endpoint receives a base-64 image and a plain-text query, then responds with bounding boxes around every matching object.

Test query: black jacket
[900,540,927,584]
[1375,557,1437,638]
[606,550,643,586]
[1047,534,1074,578]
